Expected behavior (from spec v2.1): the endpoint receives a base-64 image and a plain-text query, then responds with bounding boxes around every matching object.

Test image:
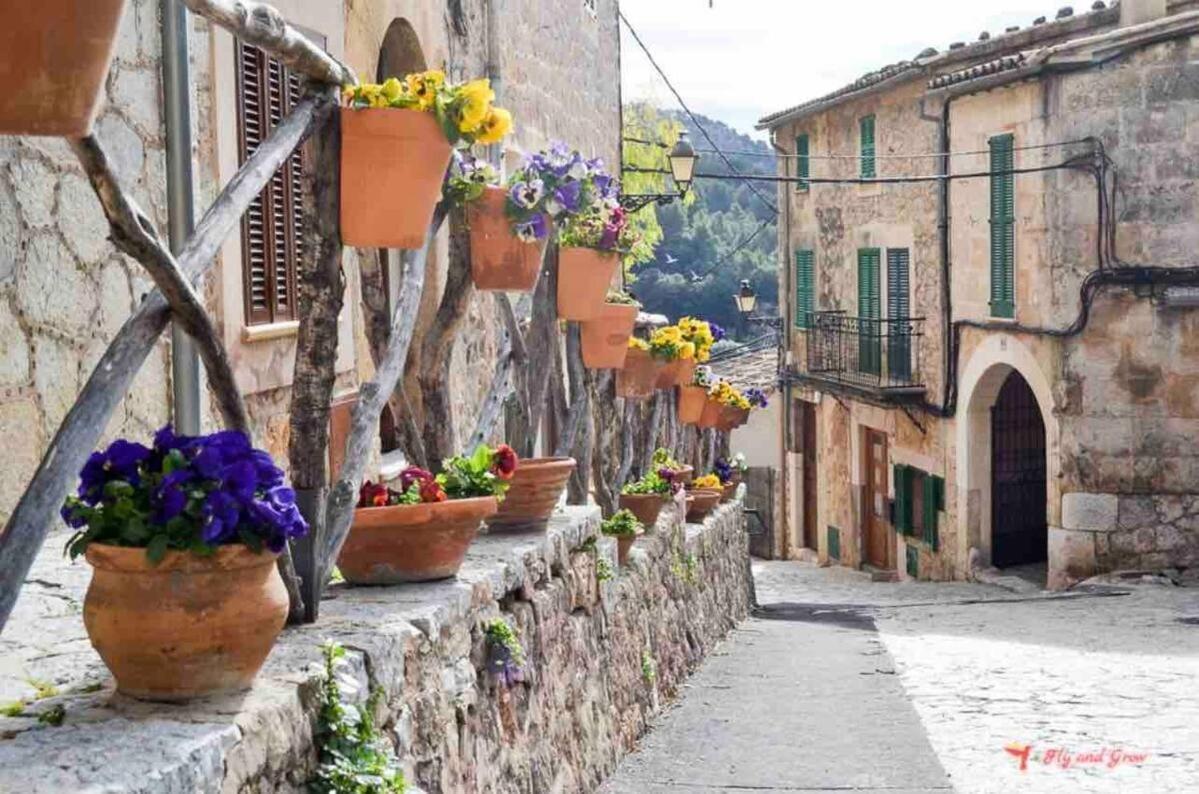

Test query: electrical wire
[618,9,779,216]
[623,159,1093,185]
[687,138,1097,161]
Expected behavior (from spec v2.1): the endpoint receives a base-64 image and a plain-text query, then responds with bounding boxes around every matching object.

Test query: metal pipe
[162,0,201,434]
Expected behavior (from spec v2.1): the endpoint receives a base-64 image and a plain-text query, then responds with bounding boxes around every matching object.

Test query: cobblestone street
[603,561,1199,793]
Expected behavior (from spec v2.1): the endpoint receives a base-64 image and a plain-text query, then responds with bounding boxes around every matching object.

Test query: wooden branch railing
[0,94,322,634]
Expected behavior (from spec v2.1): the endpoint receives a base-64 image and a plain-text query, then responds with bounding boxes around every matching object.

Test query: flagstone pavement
[602,560,1199,793]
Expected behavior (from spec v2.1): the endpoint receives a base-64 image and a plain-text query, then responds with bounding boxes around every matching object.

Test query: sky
[620,0,1065,139]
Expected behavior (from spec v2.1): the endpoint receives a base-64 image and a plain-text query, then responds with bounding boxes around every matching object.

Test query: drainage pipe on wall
[162,0,202,434]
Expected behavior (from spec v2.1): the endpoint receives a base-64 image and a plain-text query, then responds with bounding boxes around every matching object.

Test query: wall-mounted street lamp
[734,279,758,316]
[620,130,701,213]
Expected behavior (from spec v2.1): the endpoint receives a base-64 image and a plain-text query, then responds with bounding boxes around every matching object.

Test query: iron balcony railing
[798,310,925,392]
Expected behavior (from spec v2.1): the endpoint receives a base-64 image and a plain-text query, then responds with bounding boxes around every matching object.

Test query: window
[857,248,880,376]
[989,133,1015,318]
[859,115,876,179]
[893,464,944,550]
[886,248,911,380]
[236,39,310,326]
[795,133,810,191]
[795,249,814,328]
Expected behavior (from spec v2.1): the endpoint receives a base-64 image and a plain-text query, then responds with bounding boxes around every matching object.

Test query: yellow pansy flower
[476,107,512,144]
[458,78,494,132]
[628,337,650,351]
[678,341,696,360]
[380,77,405,103]
[693,474,722,489]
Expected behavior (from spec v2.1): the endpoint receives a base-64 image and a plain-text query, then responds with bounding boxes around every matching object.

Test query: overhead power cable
[687,138,1096,161]
[618,10,778,216]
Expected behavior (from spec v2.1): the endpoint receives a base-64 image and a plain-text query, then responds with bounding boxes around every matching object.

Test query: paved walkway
[603,561,1199,794]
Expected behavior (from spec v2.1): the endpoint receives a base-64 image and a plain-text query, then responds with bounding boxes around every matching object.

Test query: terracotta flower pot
[653,358,685,389]
[558,247,620,321]
[468,186,545,291]
[674,465,694,486]
[581,304,638,369]
[615,534,637,566]
[618,493,668,531]
[674,359,697,387]
[717,406,750,432]
[678,385,708,425]
[339,496,498,584]
[720,482,737,503]
[616,348,661,399]
[697,397,723,429]
[340,108,453,249]
[686,488,722,522]
[0,0,126,136]
[82,544,286,702]
[487,457,577,533]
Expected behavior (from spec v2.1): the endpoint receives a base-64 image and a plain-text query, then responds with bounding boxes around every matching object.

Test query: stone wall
[0,499,752,792]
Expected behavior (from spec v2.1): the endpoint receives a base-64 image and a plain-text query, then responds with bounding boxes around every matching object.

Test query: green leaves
[601,509,642,537]
[145,535,169,566]
[436,445,510,500]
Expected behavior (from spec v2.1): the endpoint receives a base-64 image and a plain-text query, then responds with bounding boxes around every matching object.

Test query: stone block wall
[0,500,752,792]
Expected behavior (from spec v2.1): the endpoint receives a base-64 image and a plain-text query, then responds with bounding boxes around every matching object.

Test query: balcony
[790,311,926,402]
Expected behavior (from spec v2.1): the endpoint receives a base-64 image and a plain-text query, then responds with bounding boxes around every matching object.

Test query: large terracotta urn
[468,186,545,291]
[487,457,577,533]
[558,247,619,321]
[618,493,668,531]
[82,544,287,702]
[0,0,127,136]
[581,304,639,369]
[677,385,708,424]
[617,348,661,399]
[339,497,498,584]
[685,488,722,522]
[340,108,453,249]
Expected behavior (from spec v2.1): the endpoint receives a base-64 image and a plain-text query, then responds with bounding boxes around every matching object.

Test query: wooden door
[862,428,891,569]
[991,372,1047,567]
[800,402,818,549]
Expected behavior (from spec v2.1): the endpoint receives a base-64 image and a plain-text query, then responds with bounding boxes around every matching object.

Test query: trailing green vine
[484,618,526,687]
[311,641,406,794]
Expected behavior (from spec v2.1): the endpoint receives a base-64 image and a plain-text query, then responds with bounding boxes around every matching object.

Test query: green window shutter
[906,543,919,578]
[922,474,938,550]
[795,134,810,191]
[989,134,1015,318]
[795,249,815,328]
[858,248,881,376]
[860,115,876,179]
[892,464,908,534]
[827,525,841,560]
[886,248,911,382]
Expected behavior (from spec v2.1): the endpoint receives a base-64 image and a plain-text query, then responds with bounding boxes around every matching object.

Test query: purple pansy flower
[514,213,549,242]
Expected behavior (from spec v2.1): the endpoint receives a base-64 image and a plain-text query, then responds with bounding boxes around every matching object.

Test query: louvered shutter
[795,249,814,328]
[886,248,911,381]
[858,248,880,376]
[989,134,1015,318]
[237,42,272,325]
[860,115,876,179]
[924,474,943,551]
[795,133,810,191]
[893,463,909,534]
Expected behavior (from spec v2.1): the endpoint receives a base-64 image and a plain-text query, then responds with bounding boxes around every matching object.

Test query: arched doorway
[990,371,1047,568]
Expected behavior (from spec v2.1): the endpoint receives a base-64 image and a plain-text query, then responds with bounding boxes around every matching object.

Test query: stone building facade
[0,0,622,526]
[759,0,1199,587]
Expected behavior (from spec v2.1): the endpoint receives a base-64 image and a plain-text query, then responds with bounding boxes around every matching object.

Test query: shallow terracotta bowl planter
[487,457,577,533]
[468,186,545,291]
[581,303,639,369]
[82,543,287,702]
[0,0,127,136]
[617,347,662,399]
[340,108,453,249]
[673,465,694,485]
[618,492,668,531]
[558,247,619,321]
[339,496,498,584]
[686,488,722,522]
[677,385,708,424]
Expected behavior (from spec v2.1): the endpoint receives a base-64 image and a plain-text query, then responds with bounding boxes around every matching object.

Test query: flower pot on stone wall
[697,397,723,429]
[618,493,668,531]
[340,108,453,249]
[674,465,694,486]
[468,186,545,291]
[486,457,576,533]
[616,534,637,566]
[0,0,126,136]
[558,247,619,321]
[686,488,722,522]
[720,482,737,503]
[339,496,497,584]
[82,544,287,702]
[677,385,708,425]
[616,348,661,399]
[581,303,639,369]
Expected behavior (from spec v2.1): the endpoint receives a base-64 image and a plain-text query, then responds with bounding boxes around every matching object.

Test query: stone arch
[376,17,426,81]
[955,333,1061,573]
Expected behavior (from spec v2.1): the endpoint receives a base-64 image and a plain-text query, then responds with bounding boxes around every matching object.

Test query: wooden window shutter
[859,115,876,179]
[795,133,810,191]
[795,249,814,328]
[235,39,315,326]
[922,473,941,550]
[989,134,1015,318]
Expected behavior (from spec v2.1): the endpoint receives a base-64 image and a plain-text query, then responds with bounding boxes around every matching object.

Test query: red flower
[420,480,448,503]
[399,466,434,492]
[492,444,519,480]
[358,480,390,508]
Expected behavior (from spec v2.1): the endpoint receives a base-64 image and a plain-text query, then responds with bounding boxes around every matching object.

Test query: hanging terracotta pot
[558,246,619,321]
[581,304,638,369]
[487,457,577,533]
[82,544,287,702]
[653,357,684,389]
[615,534,637,566]
[686,488,722,522]
[0,0,126,136]
[720,482,737,503]
[339,496,498,584]
[618,493,668,531]
[468,186,545,291]
[697,397,723,429]
[616,347,661,399]
[340,108,453,250]
[717,406,750,432]
[678,385,708,425]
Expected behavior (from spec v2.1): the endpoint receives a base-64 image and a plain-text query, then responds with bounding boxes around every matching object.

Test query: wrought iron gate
[990,372,1047,568]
